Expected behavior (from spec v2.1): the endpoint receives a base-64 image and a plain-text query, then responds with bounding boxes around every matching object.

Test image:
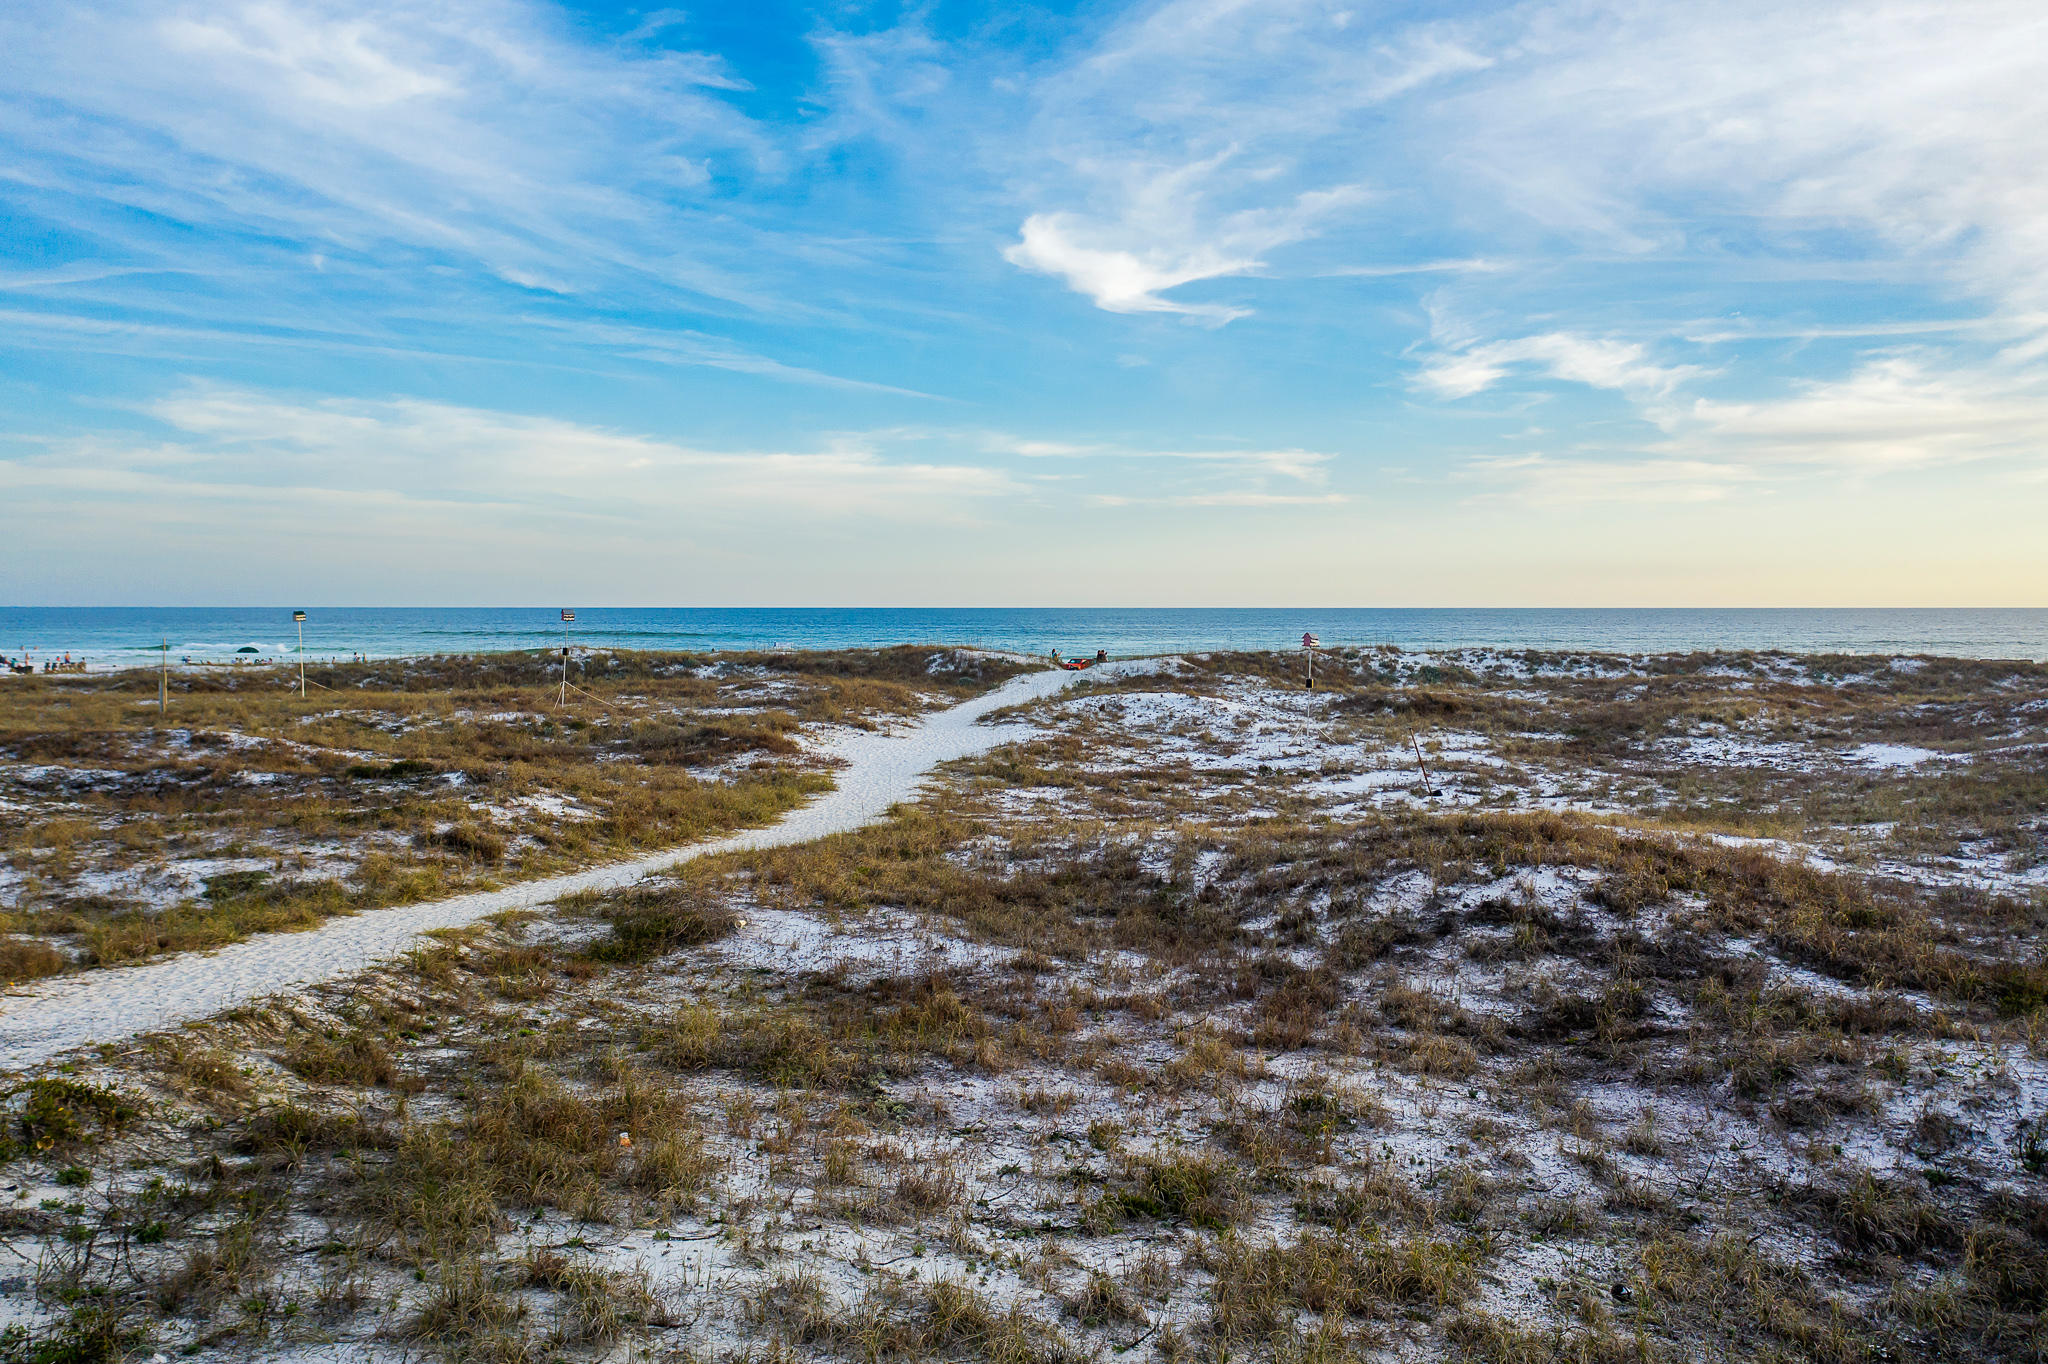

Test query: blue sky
[2,0,2044,605]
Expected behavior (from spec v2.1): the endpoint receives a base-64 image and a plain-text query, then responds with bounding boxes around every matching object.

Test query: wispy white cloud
[513,317,946,398]
[18,387,1024,522]
[995,0,1475,318]
[1653,356,2048,470]
[0,264,189,291]
[1438,1,2048,315]
[0,0,808,321]
[1003,180,1365,319]
[1465,453,1759,505]
[5,0,2047,603]
[1681,319,1993,346]
[995,436,1331,484]
[990,0,2048,396]
[0,303,924,396]
[1463,352,2048,504]
[1419,332,1705,399]
[1003,214,1255,321]
[4,389,1373,578]
[1323,259,1504,278]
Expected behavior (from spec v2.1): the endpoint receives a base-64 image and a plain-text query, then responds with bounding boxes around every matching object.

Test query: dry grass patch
[0,647,1022,977]
[1203,1229,1490,1341]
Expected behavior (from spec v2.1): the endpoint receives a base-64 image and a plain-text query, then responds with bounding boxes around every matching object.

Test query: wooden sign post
[1302,632,1320,690]
[293,611,307,697]
[559,609,576,707]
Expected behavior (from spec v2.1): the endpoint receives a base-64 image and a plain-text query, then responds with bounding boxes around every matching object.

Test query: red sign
[1302,633,1319,648]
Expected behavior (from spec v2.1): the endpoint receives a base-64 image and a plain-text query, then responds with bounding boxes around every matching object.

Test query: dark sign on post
[558,611,576,704]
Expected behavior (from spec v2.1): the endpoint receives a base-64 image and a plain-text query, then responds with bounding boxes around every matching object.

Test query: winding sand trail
[1,667,1079,1073]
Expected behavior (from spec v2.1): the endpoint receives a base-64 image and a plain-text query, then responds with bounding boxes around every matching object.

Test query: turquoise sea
[2,607,2046,671]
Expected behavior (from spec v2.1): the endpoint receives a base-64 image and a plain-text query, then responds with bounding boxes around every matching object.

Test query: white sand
[0,667,1079,1073]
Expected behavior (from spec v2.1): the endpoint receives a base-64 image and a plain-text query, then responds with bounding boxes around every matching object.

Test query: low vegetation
[0,646,1020,977]
[1,647,2042,1362]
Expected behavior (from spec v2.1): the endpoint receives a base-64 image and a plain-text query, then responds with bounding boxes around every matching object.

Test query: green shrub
[1,1079,137,1159]
[586,884,737,963]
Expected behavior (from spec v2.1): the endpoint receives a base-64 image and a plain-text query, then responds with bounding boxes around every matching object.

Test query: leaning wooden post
[1412,732,1435,797]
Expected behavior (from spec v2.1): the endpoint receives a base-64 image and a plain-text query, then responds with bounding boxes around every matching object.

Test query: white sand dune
[0,667,1080,1073]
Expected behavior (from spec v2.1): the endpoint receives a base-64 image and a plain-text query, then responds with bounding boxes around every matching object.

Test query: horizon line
[8,604,2047,613]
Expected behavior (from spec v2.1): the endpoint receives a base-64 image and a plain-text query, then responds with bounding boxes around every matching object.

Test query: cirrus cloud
[1419,332,1706,399]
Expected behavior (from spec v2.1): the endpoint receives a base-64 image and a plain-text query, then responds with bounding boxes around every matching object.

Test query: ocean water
[3,607,2046,671]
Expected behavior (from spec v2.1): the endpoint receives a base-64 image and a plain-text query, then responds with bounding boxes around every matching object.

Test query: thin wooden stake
[1411,732,1435,797]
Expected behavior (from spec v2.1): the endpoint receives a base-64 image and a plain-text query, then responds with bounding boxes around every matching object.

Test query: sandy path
[0,667,1078,1072]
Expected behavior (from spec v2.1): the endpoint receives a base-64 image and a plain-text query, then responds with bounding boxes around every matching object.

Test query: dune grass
[4,648,2044,1364]
[0,646,1019,977]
